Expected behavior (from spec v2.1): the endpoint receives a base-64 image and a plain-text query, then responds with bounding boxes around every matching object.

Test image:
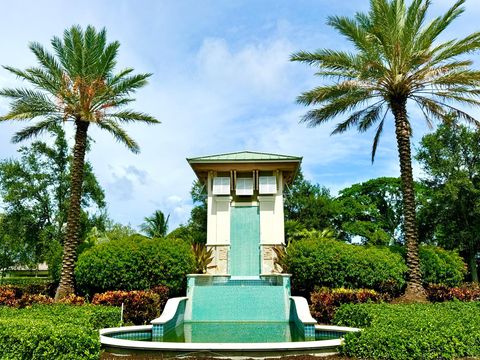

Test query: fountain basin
[100,324,359,357]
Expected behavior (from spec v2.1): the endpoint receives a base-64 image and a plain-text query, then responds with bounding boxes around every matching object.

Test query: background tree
[416,122,480,282]
[284,170,338,233]
[140,210,169,238]
[0,25,159,299]
[0,124,106,279]
[336,177,404,245]
[291,0,480,301]
[188,180,208,244]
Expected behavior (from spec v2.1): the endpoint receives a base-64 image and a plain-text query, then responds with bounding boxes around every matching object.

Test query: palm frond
[96,119,140,153]
[371,111,387,163]
[106,110,160,124]
[0,90,58,120]
[301,90,375,127]
[331,101,384,134]
[11,118,59,143]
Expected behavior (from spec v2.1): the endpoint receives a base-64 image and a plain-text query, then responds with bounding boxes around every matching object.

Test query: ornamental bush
[0,304,121,360]
[92,286,169,324]
[334,302,480,360]
[284,237,407,295]
[391,245,466,286]
[427,283,480,302]
[75,236,195,296]
[310,287,383,324]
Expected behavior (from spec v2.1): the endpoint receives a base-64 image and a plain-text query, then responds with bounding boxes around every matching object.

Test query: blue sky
[1,0,479,231]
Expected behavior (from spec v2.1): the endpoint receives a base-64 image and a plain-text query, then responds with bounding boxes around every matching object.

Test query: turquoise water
[108,324,344,343]
[165,322,303,343]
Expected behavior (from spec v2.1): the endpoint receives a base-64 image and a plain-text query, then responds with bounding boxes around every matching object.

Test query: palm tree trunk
[55,119,89,300]
[391,99,427,302]
[468,250,478,283]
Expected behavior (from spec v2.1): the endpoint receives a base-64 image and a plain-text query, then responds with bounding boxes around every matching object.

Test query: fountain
[100,151,359,357]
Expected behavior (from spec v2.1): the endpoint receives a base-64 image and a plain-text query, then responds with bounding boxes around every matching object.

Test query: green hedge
[284,237,407,295]
[75,237,195,296]
[0,304,121,360]
[0,277,52,286]
[391,245,466,287]
[334,302,480,359]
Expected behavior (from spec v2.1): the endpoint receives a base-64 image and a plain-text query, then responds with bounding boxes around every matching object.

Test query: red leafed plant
[92,287,169,325]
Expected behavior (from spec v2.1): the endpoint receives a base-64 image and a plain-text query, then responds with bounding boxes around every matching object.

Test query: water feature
[100,152,360,357]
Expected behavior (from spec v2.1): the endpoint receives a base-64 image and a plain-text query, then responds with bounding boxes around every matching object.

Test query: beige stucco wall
[205,171,285,275]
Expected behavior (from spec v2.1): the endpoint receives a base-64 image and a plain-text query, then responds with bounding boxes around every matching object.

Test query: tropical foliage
[416,122,480,282]
[0,124,106,279]
[291,0,480,300]
[140,210,170,238]
[0,25,159,298]
[192,243,214,274]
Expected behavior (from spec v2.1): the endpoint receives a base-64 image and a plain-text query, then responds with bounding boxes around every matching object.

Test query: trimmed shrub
[75,237,195,296]
[92,286,169,324]
[16,294,53,307]
[391,245,466,286]
[0,304,121,360]
[427,283,480,302]
[0,285,86,308]
[284,237,407,295]
[0,278,56,300]
[0,276,50,285]
[310,287,383,324]
[334,302,480,359]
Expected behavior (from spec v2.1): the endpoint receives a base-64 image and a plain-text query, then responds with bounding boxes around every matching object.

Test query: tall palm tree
[0,25,159,299]
[141,210,170,238]
[291,0,480,302]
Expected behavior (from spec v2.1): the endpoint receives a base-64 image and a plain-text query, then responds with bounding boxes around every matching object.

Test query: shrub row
[333,302,480,360]
[0,278,56,297]
[0,276,52,286]
[284,237,407,295]
[391,245,466,287]
[75,237,195,296]
[0,285,85,307]
[1,284,169,325]
[284,234,466,295]
[310,287,383,324]
[92,286,169,325]
[0,304,121,360]
[427,283,480,302]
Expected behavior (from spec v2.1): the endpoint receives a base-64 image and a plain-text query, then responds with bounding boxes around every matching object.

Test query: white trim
[151,297,188,325]
[100,328,342,351]
[315,324,360,333]
[290,296,317,324]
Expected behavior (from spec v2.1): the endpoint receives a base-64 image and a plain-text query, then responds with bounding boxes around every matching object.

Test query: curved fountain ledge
[100,324,360,355]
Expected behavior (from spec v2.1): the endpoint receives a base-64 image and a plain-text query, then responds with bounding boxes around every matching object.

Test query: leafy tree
[0,25,159,299]
[337,177,403,245]
[140,210,169,238]
[0,215,22,277]
[167,181,208,244]
[0,125,105,276]
[416,122,480,282]
[291,0,480,301]
[187,180,208,244]
[284,170,339,232]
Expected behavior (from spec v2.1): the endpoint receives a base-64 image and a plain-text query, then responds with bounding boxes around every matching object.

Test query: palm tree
[291,0,480,302]
[0,25,159,299]
[140,210,170,238]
